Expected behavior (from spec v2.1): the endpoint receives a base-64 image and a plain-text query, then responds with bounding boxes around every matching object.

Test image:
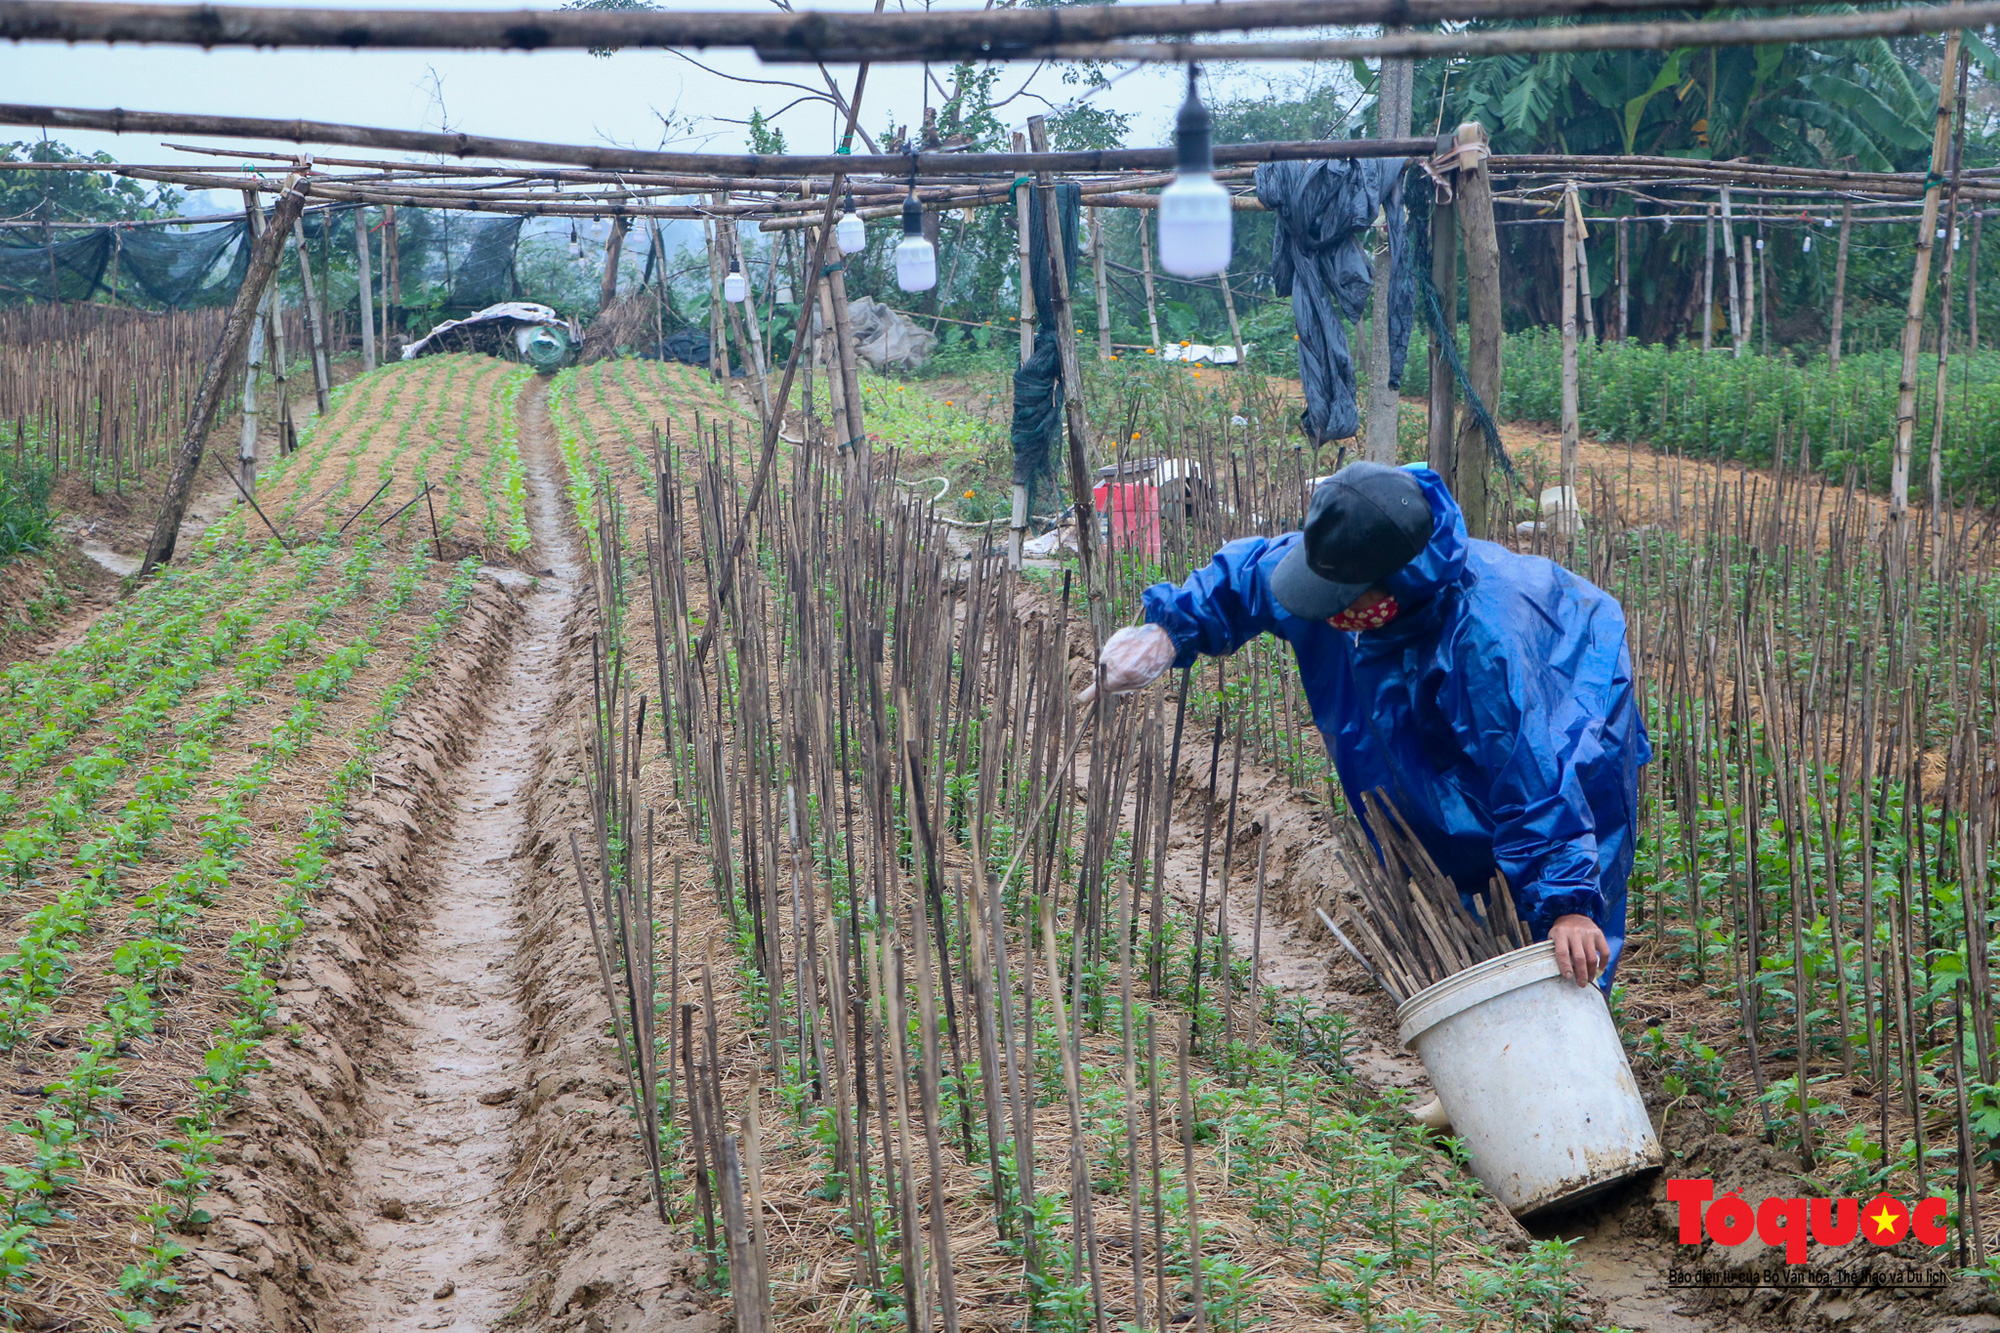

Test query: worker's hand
[1077,624,1176,704]
[1548,914,1609,986]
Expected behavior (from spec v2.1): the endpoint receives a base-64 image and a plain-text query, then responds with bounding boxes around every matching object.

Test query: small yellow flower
[963,489,976,500]
[944,399,953,405]
[1181,340,1190,347]
[1146,347,1156,353]
[1131,431,1141,440]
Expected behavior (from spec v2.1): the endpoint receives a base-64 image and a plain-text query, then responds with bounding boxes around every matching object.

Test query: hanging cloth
[1254,158,1414,445]
[1008,179,1079,519]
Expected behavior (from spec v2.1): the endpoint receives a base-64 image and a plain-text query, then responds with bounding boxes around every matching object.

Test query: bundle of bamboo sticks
[1321,789,1532,1005]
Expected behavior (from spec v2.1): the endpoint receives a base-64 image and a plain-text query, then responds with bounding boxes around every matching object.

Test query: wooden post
[1427,164,1457,477]
[238,190,269,494]
[354,205,376,372]
[292,217,332,414]
[1028,114,1108,643]
[1218,271,1246,369]
[1614,216,1628,343]
[1893,30,1962,533]
[1091,207,1112,361]
[1452,122,1500,540]
[1138,211,1162,350]
[1719,187,1743,357]
[600,210,629,313]
[1831,201,1852,368]
[1702,204,1715,353]
[1560,183,1581,501]
[144,183,305,575]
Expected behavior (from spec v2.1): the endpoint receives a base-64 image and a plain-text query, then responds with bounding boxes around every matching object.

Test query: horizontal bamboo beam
[957,4,2000,64]
[0,0,1828,57]
[0,102,1427,174]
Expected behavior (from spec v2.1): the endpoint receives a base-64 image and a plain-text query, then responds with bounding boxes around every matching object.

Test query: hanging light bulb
[1822,214,1836,228]
[724,256,747,303]
[837,192,867,254]
[1158,64,1233,278]
[567,224,581,259]
[1803,234,1812,253]
[895,188,937,292]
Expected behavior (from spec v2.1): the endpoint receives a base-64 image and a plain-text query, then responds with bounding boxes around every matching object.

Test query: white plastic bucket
[1395,941,1662,1217]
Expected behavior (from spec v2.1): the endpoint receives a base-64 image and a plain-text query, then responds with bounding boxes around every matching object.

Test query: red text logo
[1666,1179,1948,1265]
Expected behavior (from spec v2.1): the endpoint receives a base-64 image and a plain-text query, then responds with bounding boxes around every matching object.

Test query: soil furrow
[319,374,585,1331]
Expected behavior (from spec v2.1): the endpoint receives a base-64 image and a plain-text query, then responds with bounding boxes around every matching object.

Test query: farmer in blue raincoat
[1093,461,1649,999]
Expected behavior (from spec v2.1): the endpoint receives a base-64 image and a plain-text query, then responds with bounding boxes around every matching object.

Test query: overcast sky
[0,0,1345,195]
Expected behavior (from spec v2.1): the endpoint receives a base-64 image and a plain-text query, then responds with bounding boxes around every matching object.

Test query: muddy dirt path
[325,376,583,1332]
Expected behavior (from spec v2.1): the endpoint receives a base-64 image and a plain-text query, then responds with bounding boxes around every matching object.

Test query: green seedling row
[0,544,289,812]
[0,546,334,896]
[0,547,461,1318]
[107,557,484,1326]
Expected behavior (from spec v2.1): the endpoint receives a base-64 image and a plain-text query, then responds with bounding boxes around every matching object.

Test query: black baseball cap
[1271,462,1432,621]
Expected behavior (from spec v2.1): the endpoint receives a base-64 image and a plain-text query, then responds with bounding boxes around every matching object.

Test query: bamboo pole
[291,216,331,413]
[1892,29,1962,533]
[0,102,1427,176]
[1702,203,1714,352]
[1831,201,1852,368]
[1575,197,1596,343]
[1970,210,1982,352]
[237,189,269,494]
[1929,47,1971,528]
[1614,215,1627,342]
[142,180,304,573]
[1138,209,1162,351]
[354,202,376,371]
[1560,183,1581,504]
[1028,113,1108,643]
[1091,206,1112,361]
[600,208,628,312]
[705,217,727,386]
[0,0,1811,53]
[1719,186,1743,356]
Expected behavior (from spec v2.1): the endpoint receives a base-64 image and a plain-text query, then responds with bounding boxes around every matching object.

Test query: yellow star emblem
[1867,1205,1899,1237]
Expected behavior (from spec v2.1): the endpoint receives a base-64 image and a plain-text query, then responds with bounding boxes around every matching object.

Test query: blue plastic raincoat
[1141,466,1650,988]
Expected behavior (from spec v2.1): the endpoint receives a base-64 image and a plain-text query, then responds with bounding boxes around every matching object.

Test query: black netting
[0,222,250,307]
[0,206,522,315]
[1009,180,1079,519]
